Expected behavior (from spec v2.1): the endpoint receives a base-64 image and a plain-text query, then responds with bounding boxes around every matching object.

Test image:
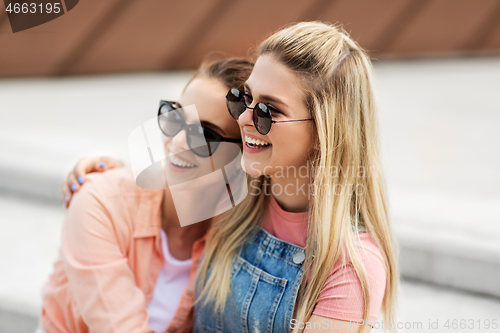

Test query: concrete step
[391,187,500,298]
[0,195,64,317]
[396,222,500,298]
[372,278,500,333]
[0,194,64,332]
[0,72,191,203]
[0,305,39,333]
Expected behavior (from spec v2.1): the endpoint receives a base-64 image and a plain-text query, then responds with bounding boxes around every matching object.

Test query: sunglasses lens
[226,88,246,119]
[187,126,220,157]
[253,103,272,135]
[158,104,183,137]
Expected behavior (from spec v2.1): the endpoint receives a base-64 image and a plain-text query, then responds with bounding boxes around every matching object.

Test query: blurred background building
[1,0,500,332]
[1,0,500,76]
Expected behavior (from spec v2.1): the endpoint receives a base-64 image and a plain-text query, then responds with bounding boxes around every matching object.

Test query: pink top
[262,195,386,324]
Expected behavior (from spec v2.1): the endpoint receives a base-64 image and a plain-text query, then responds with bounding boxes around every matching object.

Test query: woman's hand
[62,156,124,208]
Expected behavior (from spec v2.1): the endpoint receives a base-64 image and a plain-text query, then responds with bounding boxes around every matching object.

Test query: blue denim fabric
[194,227,305,333]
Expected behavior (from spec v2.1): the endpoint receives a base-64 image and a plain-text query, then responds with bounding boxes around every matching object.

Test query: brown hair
[191,57,254,91]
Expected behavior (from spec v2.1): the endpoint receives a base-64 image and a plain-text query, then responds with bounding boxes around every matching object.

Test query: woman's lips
[166,154,197,172]
[243,132,271,154]
[167,159,196,172]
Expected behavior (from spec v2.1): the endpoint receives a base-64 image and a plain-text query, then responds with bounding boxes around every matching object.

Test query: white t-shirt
[147,229,192,333]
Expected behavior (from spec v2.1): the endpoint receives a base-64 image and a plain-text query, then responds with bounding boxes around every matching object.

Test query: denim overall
[194,227,305,333]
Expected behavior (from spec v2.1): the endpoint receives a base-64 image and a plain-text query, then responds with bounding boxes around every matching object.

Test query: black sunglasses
[157,100,242,157]
[226,88,313,135]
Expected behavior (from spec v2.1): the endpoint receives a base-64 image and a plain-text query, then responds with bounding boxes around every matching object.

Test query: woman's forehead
[178,77,238,133]
[246,55,307,117]
[246,55,303,100]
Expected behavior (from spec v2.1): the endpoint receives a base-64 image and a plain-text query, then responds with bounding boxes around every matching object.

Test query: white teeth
[245,135,270,147]
[169,155,196,168]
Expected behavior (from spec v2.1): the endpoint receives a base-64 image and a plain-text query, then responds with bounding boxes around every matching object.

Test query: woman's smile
[243,133,272,153]
[167,154,198,171]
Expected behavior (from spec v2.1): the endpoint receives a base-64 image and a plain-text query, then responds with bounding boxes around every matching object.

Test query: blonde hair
[196,21,399,333]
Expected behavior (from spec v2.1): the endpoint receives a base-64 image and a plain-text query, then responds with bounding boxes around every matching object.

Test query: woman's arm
[61,173,153,333]
[303,235,386,332]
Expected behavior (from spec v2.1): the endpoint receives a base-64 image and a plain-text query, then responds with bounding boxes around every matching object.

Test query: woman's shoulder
[82,167,141,198]
[342,232,387,279]
[69,167,163,227]
[352,232,385,264]
[65,167,163,243]
[333,232,387,277]
[315,232,387,323]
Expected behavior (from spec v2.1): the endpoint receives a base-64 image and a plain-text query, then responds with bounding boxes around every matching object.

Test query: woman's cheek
[162,137,173,153]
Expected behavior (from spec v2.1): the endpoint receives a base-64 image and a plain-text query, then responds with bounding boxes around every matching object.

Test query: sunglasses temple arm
[272,118,314,124]
[222,138,243,143]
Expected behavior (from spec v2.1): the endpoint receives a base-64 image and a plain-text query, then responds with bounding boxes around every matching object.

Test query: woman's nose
[171,129,190,151]
[238,105,253,127]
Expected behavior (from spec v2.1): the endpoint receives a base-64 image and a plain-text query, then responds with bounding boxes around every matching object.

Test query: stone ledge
[0,304,39,333]
[396,222,500,298]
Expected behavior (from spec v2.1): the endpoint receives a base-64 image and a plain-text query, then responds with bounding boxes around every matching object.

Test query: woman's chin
[241,157,265,177]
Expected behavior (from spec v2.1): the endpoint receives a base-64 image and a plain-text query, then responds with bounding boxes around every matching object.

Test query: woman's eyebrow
[176,102,225,135]
[244,83,288,108]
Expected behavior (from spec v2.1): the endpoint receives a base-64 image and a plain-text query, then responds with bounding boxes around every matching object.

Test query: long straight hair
[196,21,399,333]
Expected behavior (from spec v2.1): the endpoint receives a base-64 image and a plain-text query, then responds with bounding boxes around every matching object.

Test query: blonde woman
[62,22,398,333]
[195,22,399,333]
